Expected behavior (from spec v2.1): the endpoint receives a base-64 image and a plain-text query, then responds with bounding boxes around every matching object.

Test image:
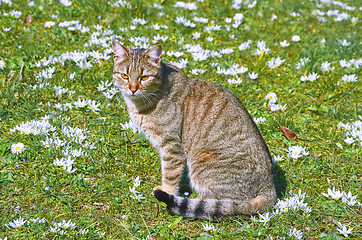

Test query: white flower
[133,176,141,187]
[53,219,76,229]
[256,212,274,225]
[44,21,55,28]
[270,103,287,111]
[88,100,100,112]
[80,229,89,235]
[224,18,232,23]
[342,191,360,206]
[291,35,301,42]
[217,64,248,75]
[49,226,59,233]
[333,220,353,237]
[344,137,354,144]
[227,78,242,84]
[267,56,285,69]
[0,59,5,69]
[255,41,270,55]
[206,36,213,42]
[120,121,138,132]
[11,143,26,154]
[275,190,310,214]
[8,217,27,228]
[254,117,266,124]
[60,0,72,6]
[265,92,278,104]
[248,72,258,79]
[73,99,88,108]
[321,187,344,200]
[300,72,320,81]
[280,40,290,47]
[238,40,252,50]
[287,145,309,159]
[321,61,335,71]
[273,155,284,162]
[192,32,200,39]
[234,13,244,21]
[288,228,303,239]
[202,223,218,232]
[339,39,351,46]
[341,74,357,82]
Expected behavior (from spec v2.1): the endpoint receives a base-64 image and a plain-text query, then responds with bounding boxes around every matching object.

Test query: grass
[0,0,361,239]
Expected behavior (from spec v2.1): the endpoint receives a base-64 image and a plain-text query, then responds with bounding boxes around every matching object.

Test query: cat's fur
[112,41,277,220]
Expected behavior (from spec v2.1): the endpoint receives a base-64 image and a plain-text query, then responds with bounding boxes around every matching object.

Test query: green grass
[0,0,361,239]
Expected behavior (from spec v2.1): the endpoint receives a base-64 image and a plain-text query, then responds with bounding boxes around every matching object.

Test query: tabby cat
[112,41,277,220]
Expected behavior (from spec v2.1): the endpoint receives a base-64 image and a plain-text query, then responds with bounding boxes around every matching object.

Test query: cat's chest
[127,102,182,150]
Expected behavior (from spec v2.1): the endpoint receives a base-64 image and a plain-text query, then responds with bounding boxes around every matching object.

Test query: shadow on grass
[273,163,287,199]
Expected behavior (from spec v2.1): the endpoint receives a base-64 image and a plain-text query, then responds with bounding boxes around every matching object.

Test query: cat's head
[112,41,163,97]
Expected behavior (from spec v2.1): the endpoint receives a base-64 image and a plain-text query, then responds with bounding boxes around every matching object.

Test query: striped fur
[112,41,277,220]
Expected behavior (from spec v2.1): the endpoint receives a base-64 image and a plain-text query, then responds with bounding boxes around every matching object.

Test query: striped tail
[154,189,276,220]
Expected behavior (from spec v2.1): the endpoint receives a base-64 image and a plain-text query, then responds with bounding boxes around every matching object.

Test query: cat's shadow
[272,163,287,199]
[178,163,287,199]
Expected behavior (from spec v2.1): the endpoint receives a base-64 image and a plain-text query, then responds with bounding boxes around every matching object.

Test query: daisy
[11,143,26,154]
[44,21,55,28]
[265,92,278,104]
[291,35,301,42]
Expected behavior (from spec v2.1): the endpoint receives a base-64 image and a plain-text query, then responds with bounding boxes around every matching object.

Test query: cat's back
[182,78,258,137]
[182,78,271,165]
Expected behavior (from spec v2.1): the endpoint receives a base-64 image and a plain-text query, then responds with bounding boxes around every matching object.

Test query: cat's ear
[112,40,129,61]
[145,45,162,65]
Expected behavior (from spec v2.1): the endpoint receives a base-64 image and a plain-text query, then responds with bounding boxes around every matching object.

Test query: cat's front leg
[157,143,186,195]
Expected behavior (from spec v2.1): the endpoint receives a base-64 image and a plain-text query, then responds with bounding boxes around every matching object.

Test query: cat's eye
[121,73,129,80]
[140,75,149,81]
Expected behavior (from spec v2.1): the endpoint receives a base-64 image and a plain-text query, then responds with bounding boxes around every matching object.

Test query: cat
[112,40,277,220]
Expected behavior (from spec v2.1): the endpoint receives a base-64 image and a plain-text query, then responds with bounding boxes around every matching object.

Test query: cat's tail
[154,189,276,220]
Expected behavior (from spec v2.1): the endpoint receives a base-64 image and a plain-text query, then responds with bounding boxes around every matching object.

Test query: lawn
[0,0,361,239]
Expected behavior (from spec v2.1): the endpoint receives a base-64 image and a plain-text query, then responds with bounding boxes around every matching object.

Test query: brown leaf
[25,15,32,25]
[280,126,298,141]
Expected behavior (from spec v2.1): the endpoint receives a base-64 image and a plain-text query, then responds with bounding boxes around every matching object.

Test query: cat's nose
[130,88,138,94]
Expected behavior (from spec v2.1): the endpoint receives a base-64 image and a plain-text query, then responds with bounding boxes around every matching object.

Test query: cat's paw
[153,186,163,194]
[153,185,177,195]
